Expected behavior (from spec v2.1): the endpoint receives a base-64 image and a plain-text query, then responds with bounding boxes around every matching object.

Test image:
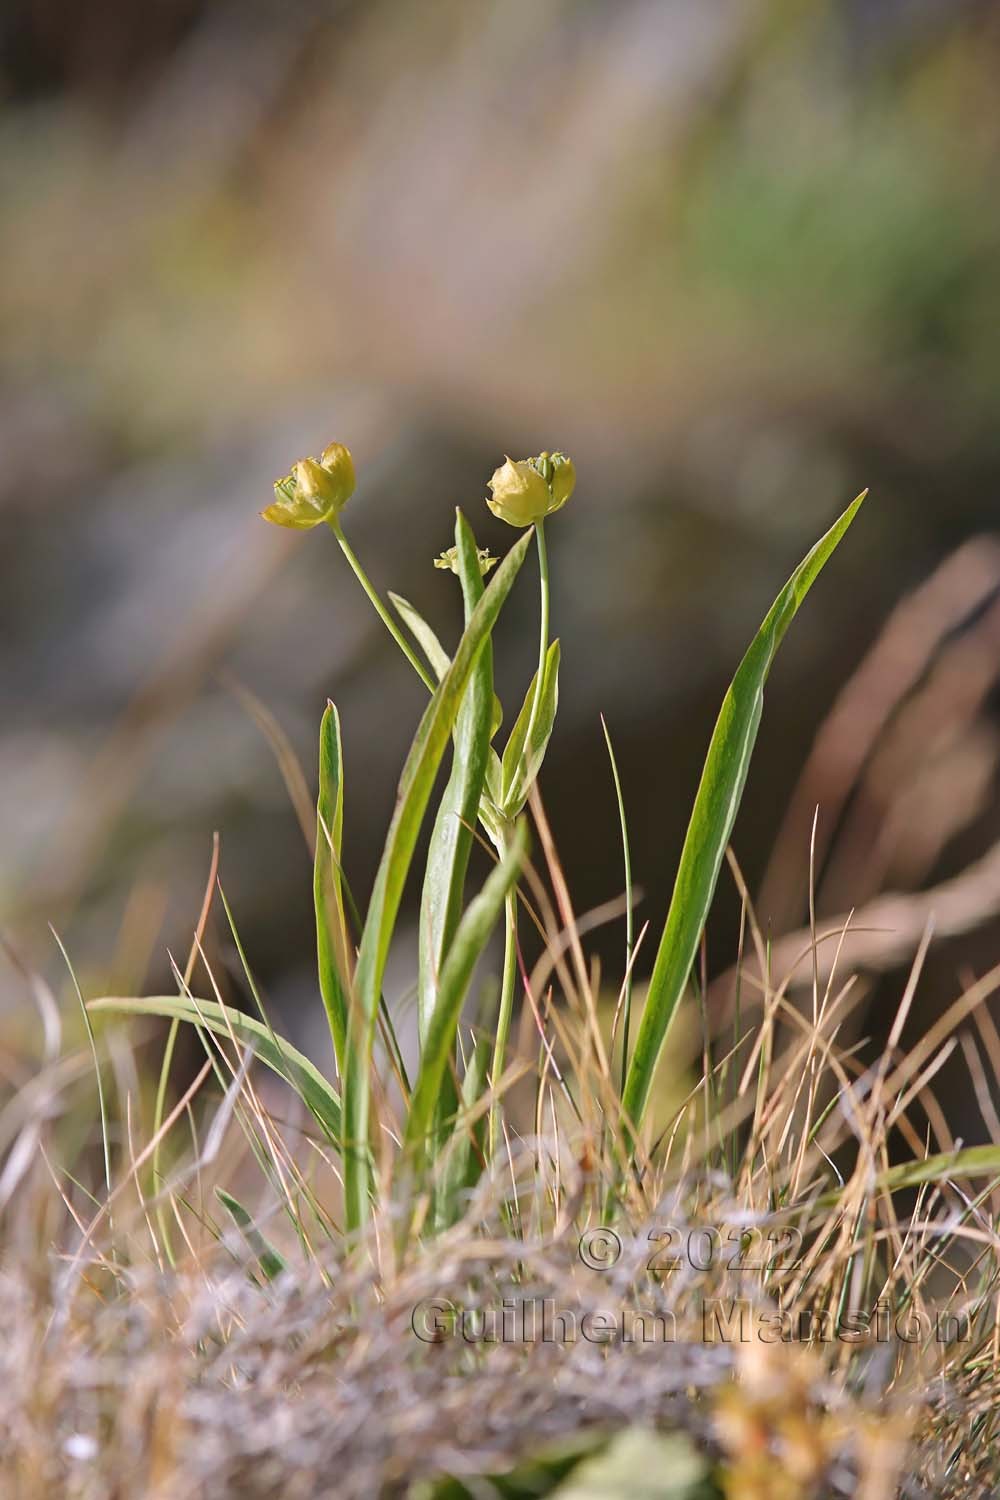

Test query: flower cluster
[434,545,498,576]
[486,452,575,528]
[261,442,356,529]
[260,441,575,556]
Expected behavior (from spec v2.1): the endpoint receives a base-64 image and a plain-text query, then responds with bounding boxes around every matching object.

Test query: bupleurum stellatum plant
[75,450,1000,1496]
[0,438,995,1494]
[97,444,866,1235]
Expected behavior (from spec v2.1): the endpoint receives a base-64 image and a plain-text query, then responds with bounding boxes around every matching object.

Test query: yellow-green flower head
[262,441,356,529]
[434,544,498,576]
[486,451,575,528]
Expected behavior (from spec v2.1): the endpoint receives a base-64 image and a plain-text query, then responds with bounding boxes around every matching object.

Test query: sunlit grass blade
[622,492,867,1139]
[89,995,342,1143]
[342,527,533,1233]
[404,821,528,1177]
[601,714,635,1099]
[314,702,350,1073]
[417,515,495,1044]
[51,927,112,1196]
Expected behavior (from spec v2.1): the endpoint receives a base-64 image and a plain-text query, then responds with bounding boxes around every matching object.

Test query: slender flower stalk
[480,454,574,1146]
[261,439,435,691]
[327,518,435,692]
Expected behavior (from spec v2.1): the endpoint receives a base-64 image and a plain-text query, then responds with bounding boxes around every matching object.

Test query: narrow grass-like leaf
[343,528,533,1232]
[601,714,635,1099]
[215,1186,287,1281]
[392,587,504,829]
[876,1144,1000,1195]
[500,638,560,815]
[622,493,867,1137]
[388,591,452,681]
[391,590,503,739]
[404,821,528,1175]
[314,702,350,1073]
[435,1033,492,1228]
[416,517,494,1177]
[417,514,494,1044]
[802,1143,1000,1216]
[52,928,112,1195]
[89,995,342,1143]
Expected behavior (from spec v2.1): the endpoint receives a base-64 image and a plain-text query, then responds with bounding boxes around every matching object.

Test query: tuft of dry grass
[3,823,1000,1499]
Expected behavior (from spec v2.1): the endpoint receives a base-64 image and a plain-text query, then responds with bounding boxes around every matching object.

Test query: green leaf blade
[434,1032,492,1228]
[215,1187,287,1281]
[89,994,342,1143]
[388,592,452,682]
[314,702,350,1074]
[342,527,533,1232]
[417,513,495,1045]
[500,637,561,815]
[405,820,528,1175]
[622,492,867,1138]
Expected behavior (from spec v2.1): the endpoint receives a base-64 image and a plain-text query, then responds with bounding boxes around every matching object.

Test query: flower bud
[261,441,356,529]
[486,451,575,528]
[434,544,498,576]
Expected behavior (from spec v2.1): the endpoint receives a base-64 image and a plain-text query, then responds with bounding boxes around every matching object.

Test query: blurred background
[3,0,1000,1129]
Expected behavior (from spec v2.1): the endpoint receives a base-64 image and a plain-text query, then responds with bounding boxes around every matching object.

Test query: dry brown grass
[3,830,1000,1499]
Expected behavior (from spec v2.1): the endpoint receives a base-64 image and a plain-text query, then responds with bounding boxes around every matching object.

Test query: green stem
[329,519,436,692]
[489,882,519,1160]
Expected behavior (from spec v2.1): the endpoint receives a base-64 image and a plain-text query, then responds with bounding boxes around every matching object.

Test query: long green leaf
[500,639,560,815]
[404,821,528,1173]
[392,590,504,742]
[389,592,452,681]
[342,526,533,1232]
[417,514,494,1044]
[435,1032,492,1228]
[876,1144,1000,1197]
[622,493,867,1137]
[802,1143,1000,1214]
[314,702,350,1073]
[89,995,341,1143]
